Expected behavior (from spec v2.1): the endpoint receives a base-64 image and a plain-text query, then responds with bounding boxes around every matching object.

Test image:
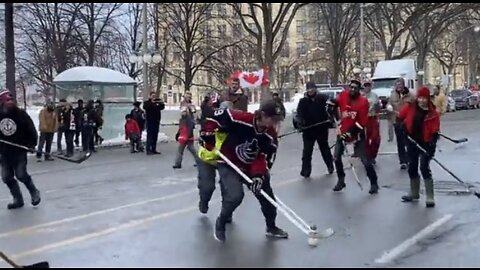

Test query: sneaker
[172,165,182,169]
[400,163,408,170]
[214,217,226,242]
[266,226,288,238]
[401,194,420,202]
[45,157,54,161]
[36,158,42,163]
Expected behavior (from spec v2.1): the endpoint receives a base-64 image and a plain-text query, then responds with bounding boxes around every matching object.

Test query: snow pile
[53,66,136,84]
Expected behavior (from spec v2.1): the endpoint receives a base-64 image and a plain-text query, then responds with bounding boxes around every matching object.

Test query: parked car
[449,89,479,110]
[446,95,456,112]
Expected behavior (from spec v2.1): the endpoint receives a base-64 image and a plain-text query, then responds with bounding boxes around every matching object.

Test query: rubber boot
[6,181,24,209]
[402,177,420,202]
[424,178,435,208]
[333,177,346,191]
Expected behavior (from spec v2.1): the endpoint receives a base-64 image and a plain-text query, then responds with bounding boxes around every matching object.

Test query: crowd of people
[36,98,104,161]
[0,75,444,246]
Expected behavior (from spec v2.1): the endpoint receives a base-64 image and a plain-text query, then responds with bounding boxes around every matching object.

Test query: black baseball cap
[259,99,284,121]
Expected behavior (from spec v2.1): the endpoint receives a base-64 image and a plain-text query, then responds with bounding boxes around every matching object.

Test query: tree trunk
[416,50,427,87]
[5,3,16,102]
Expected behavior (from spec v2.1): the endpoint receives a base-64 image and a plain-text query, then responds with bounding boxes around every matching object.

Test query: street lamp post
[129,51,163,101]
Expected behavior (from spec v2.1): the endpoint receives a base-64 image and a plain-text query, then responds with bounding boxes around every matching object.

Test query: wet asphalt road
[0,110,480,267]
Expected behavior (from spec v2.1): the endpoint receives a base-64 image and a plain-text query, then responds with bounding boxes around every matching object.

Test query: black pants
[65,130,75,156]
[394,122,409,164]
[82,126,95,152]
[406,141,432,180]
[129,134,143,152]
[217,163,277,228]
[146,125,159,153]
[301,128,333,174]
[1,151,38,199]
[334,136,378,185]
[36,132,54,159]
[56,128,64,152]
[75,130,81,146]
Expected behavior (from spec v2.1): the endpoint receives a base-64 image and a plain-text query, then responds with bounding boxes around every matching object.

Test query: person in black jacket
[81,100,100,152]
[130,101,146,132]
[143,91,165,155]
[294,82,334,177]
[0,90,41,209]
[56,98,67,154]
[73,99,84,147]
[60,102,77,157]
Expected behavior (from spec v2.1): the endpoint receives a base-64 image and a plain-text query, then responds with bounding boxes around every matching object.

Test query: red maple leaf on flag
[243,73,259,84]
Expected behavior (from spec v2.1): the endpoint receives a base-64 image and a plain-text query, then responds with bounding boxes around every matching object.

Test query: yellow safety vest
[197,132,228,166]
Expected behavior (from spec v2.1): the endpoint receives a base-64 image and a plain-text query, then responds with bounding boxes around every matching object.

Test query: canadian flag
[227,67,270,89]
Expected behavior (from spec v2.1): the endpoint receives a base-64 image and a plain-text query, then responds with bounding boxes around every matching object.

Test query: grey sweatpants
[216,163,277,228]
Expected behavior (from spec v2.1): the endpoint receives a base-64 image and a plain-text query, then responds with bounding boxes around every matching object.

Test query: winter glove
[199,131,215,150]
[249,175,264,195]
[340,132,352,141]
[175,132,180,142]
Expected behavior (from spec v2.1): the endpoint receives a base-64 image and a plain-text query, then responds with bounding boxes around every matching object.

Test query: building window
[205,6,212,18]
[296,20,306,35]
[163,93,168,102]
[208,73,213,85]
[173,93,178,104]
[217,4,227,16]
[372,37,382,52]
[163,74,168,85]
[281,43,290,58]
[218,24,227,39]
[394,40,401,54]
[296,41,307,56]
[233,23,242,34]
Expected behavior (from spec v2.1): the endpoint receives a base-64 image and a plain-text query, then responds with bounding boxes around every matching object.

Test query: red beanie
[417,87,430,99]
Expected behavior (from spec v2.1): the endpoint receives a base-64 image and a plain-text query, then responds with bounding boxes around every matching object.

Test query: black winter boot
[333,177,346,191]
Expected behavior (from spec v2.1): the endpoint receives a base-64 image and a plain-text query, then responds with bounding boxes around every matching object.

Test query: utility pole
[142,2,149,101]
[5,3,16,102]
[360,3,365,75]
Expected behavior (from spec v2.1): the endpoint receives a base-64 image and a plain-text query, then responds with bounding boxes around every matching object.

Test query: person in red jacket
[200,99,287,242]
[124,114,143,153]
[398,86,440,208]
[332,79,379,194]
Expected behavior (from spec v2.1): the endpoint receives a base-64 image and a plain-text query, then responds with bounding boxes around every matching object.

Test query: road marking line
[374,214,453,264]
[4,177,302,261]
[9,204,203,261]
[0,188,198,239]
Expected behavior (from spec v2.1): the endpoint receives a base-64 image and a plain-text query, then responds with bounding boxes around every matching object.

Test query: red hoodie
[125,119,141,138]
[336,90,369,142]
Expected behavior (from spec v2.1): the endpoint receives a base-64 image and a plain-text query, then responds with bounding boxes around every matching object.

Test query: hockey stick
[342,141,364,191]
[0,251,49,268]
[406,136,480,199]
[279,120,331,139]
[439,133,468,144]
[215,150,334,245]
[0,139,92,164]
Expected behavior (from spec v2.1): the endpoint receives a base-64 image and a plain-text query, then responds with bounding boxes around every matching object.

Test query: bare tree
[407,3,474,85]
[309,3,360,85]
[161,3,243,92]
[363,3,421,60]
[15,3,83,97]
[74,3,124,66]
[229,3,307,99]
